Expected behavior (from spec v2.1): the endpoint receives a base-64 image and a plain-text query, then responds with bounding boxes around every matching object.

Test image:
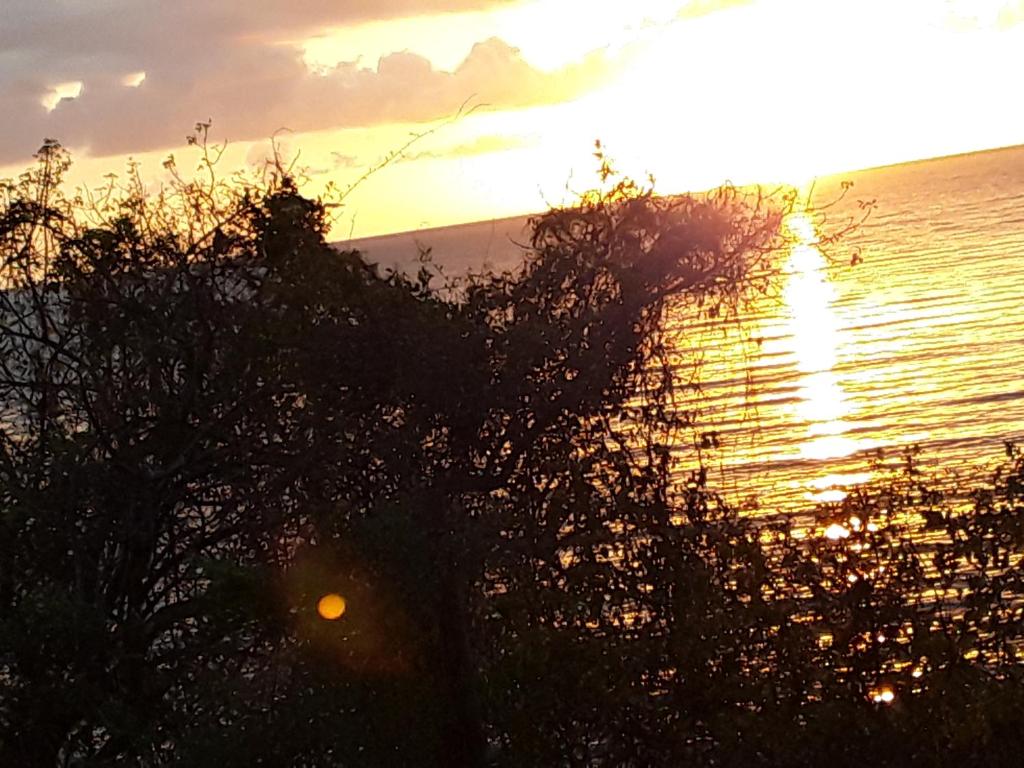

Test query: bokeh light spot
[824,523,850,540]
[871,686,896,704]
[317,593,347,620]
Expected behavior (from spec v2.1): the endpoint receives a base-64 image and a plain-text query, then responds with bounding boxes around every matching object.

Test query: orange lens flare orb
[317,593,347,620]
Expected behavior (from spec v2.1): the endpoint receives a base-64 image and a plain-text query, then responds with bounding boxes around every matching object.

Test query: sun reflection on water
[782,210,871,499]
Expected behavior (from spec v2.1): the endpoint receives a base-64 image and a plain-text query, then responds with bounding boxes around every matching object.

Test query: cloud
[398,132,538,163]
[677,0,756,20]
[998,1,1024,29]
[245,136,298,169]
[331,152,363,169]
[939,0,1024,31]
[0,1,514,55]
[1,1,609,164]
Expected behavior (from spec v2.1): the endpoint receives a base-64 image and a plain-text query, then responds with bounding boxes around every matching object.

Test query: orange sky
[2,0,1022,236]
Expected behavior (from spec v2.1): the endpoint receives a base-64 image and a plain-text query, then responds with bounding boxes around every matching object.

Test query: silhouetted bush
[2,139,1024,767]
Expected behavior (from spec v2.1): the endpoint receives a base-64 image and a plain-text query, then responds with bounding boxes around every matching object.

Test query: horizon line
[349,141,1024,243]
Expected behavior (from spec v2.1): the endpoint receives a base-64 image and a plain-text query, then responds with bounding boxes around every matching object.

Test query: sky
[2,0,1023,236]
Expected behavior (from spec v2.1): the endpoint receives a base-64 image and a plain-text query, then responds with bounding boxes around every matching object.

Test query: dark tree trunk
[436,562,487,768]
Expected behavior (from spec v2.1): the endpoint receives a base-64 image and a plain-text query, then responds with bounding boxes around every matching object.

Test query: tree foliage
[2,140,1024,767]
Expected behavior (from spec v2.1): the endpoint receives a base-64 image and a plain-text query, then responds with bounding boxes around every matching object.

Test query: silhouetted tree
[3,138,1024,768]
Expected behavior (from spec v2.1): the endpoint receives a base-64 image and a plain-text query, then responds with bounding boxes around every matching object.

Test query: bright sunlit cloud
[943,0,1024,29]
[301,0,684,74]
[122,71,147,88]
[41,81,83,112]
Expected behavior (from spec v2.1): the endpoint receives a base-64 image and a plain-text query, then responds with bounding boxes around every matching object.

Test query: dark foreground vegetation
[3,139,1024,767]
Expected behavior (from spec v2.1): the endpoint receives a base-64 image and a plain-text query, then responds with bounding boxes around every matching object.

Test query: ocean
[347,145,1024,514]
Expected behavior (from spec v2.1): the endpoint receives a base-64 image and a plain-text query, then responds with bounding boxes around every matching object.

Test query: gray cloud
[0,1,513,55]
[1,1,611,164]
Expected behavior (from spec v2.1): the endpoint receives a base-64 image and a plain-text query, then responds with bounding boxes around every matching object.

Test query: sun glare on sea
[779,208,883,508]
[783,211,856,461]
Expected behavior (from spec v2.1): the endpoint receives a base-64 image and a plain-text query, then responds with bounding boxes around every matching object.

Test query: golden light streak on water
[784,211,850,460]
[782,210,877,502]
